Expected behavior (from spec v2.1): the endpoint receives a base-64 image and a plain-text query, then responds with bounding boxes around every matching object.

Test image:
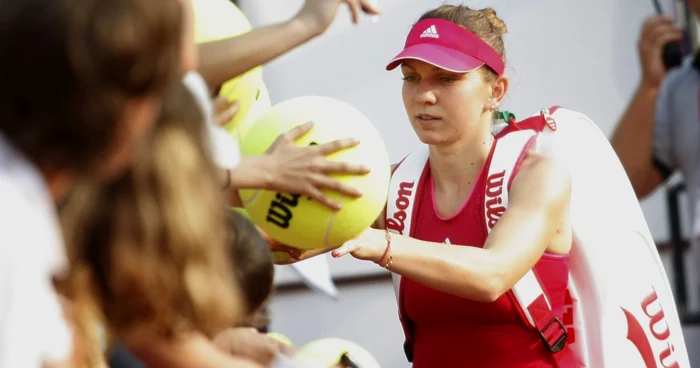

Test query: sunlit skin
[400,60,508,217]
[400,60,505,148]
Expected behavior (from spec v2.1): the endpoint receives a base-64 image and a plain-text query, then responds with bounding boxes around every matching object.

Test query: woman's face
[400,59,506,146]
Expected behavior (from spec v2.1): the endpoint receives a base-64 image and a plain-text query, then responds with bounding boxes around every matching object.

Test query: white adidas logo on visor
[420,25,439,39]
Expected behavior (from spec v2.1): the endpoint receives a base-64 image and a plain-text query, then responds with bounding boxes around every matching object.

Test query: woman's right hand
[263,122,370,211]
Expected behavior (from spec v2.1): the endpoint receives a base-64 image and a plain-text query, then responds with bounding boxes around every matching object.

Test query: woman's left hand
[331,227,388,263]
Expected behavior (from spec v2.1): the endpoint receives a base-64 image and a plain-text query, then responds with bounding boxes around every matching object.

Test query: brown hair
[419,5,507,78]
[0,0,182,174]
[225,210,275,325]
[60,81,242,345]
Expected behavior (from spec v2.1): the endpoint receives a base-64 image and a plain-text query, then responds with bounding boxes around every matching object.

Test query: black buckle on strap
[539,317,568,353]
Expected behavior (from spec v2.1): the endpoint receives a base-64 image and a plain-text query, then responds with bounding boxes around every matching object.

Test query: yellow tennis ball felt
[193,0,266,134]
[239,96,390,250]
[193,0,252,43]
[297,338,380,368]
[221,73,272,142]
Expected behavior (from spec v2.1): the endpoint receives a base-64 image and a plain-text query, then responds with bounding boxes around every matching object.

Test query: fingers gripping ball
[193,0,267,136]
[222,77,272,143]
[239,96,391,250]
[297,338,380,368]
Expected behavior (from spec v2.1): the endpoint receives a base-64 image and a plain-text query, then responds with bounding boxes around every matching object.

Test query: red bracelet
[376,230,393,268]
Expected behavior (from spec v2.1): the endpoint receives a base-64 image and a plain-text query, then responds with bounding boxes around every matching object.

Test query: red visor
[386,18,505,75]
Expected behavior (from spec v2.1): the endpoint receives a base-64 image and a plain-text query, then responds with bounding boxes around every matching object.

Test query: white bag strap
[485,129,550,323]
[486,128,569,356]
[386,145,430,302]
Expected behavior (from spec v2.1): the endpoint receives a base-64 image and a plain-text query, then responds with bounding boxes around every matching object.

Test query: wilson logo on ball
[266,193,301,229]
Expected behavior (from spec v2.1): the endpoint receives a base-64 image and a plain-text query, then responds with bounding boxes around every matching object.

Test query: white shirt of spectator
[652,57,700,242]
[182,70,242,169]
[0,133,73,368]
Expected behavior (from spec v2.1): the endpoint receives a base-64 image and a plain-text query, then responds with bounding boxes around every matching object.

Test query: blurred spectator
[611,11,700,289]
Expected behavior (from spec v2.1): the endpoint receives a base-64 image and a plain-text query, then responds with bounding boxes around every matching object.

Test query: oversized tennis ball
[239,96,390,250]
[297,338,380,368]
[193,0,269,136]
[222,76,272,142]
